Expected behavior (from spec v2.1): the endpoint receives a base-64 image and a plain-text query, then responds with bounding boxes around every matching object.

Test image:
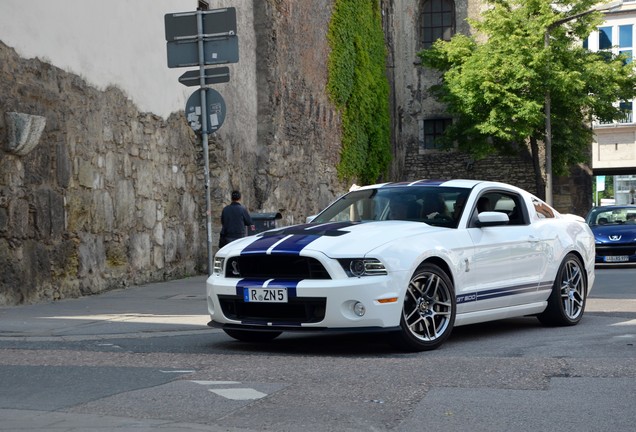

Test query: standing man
[219,190,255,247]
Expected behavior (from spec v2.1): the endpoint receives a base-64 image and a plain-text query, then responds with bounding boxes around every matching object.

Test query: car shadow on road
[209,317,549,357]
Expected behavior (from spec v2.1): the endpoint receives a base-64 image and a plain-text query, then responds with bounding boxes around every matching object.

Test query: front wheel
[392,263,456,352]
[223,329,282,342]
[537,253,587,326]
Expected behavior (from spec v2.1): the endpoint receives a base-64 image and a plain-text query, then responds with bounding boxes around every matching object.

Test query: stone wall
[0,41,205,304]
[0,0,348,306]
[404,150,538,193]
[247,1,346,226]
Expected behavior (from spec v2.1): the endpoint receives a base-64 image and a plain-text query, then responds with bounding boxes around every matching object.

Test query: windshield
[311,186,470,228]
[587,207,636,226]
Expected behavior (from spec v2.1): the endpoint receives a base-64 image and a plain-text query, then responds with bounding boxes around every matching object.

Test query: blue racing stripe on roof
[381,179,447,187]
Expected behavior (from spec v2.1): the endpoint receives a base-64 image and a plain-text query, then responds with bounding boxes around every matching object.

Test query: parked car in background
[585,205,636,265]
[207,180,596,351]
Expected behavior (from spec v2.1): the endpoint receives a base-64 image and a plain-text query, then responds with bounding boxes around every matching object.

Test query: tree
[419,0,636,196]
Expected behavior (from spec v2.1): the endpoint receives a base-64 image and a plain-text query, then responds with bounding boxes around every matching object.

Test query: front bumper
[206,272,408,330]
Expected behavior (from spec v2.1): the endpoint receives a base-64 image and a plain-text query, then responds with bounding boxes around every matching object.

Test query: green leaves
[327,0,391,184]
[419,0,636,176]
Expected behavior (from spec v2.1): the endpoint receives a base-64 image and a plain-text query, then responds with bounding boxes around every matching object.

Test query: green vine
[327,0,391,185]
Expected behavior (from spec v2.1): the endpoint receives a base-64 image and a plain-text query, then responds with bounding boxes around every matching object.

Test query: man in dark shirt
[219,190,255,247]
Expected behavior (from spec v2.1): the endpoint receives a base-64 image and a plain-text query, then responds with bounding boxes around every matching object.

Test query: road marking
[191,380,269,400]
[208,388,268,400]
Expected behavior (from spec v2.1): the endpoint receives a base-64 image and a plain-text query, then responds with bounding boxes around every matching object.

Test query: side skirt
[454,302,547,327]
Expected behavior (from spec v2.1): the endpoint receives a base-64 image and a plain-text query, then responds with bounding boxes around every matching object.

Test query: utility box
[249,212,283,235]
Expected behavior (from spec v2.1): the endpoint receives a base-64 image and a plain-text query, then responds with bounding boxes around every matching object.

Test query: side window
[471,192,528,226]
[421,0,456,49]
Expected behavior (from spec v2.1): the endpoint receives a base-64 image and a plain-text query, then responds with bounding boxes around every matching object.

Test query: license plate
[604,256,629,263]
[244,287,288,303]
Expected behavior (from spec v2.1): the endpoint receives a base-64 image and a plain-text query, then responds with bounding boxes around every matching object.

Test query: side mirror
[476,211,509,227]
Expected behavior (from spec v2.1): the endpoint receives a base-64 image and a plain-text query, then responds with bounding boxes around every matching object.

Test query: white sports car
[207,179,595,351]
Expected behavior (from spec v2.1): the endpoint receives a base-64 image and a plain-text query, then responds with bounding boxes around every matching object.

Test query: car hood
[220,221,449,257]
[590,224,636,244]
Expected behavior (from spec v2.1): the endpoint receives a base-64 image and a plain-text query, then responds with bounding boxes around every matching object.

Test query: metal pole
[197,11,214,276]
[544,27,553,206]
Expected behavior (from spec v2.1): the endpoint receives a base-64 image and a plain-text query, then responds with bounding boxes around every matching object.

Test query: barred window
[421,0,456,48]
[420,118,452,150]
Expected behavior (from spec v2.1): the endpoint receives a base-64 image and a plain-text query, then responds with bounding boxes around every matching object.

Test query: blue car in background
[585,205,636,264]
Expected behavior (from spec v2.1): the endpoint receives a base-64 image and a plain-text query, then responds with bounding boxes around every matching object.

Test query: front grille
[218,295,326,323]
[596,244,636,256]
[225,255,330,279]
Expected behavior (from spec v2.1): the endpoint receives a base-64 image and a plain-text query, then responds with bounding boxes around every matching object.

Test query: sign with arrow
[178,67,230,87]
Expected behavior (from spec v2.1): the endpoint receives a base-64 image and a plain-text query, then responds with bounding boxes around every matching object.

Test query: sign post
[164,8,238,276]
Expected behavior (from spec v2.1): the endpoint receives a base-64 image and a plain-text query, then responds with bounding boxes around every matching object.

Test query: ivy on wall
[327,0,391,185]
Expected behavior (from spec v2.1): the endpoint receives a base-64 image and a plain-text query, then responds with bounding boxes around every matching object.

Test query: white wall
[0,0,206,118]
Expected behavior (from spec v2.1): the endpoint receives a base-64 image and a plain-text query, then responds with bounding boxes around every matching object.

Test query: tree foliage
[327,0,391,184]
[419,0,636,177]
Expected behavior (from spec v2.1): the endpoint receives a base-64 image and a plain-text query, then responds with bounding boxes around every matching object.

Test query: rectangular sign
[178,67,230,86]
[167,36,239,68]
[165,8,237,41]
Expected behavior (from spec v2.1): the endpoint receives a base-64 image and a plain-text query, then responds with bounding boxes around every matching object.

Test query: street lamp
[543,0,623,206]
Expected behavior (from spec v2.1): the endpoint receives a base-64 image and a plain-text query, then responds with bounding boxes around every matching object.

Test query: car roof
[354,179,524,192]
[590,205,636,211]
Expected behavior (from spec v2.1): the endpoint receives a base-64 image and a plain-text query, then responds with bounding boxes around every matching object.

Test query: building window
[599,26,613,49]
[420,118,452,151]
[588,24,635,125]
[421,0,456,48]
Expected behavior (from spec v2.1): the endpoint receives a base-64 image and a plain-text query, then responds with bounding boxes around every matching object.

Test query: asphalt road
[0,269,634,431]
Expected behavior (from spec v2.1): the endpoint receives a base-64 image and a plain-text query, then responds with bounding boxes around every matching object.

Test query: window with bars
[419,118,452,151]
[421,0,456,48]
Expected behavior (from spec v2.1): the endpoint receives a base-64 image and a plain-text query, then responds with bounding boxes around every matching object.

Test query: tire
[223,329,282,342]
[392,263,456,352]
[537,253,587,326]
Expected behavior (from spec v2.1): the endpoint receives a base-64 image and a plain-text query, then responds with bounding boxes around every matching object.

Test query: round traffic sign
[185,88,226,133]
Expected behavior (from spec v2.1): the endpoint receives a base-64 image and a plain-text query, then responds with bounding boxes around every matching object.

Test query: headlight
[338,258,387,277]
[213,257,225,275]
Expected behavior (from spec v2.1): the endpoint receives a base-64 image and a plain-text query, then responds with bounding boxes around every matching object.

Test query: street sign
[185,89,226,133]
[165,8,237,41]
[178,67,230,87]
[166,37,239,68]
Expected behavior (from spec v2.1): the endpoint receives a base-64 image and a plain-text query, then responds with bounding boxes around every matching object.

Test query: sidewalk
[0,275,211,341]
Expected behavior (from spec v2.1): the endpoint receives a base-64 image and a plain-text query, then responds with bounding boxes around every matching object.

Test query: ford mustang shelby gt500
[207,179,595,351]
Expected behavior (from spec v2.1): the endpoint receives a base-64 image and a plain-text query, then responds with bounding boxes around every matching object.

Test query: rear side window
[533,199,555,219]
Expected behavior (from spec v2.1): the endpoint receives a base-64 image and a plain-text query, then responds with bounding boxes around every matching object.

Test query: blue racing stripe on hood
[268,221,358,254]
[270,235,321,255]
[240,234,288,255]
[239,221,357,255]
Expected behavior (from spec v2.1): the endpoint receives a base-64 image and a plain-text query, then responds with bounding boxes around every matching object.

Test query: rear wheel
[223,329,282,342]
[392,263,456,352]
[538,253,587,326]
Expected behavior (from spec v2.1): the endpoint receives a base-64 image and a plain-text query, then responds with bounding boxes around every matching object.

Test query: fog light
[353,301,366,317]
